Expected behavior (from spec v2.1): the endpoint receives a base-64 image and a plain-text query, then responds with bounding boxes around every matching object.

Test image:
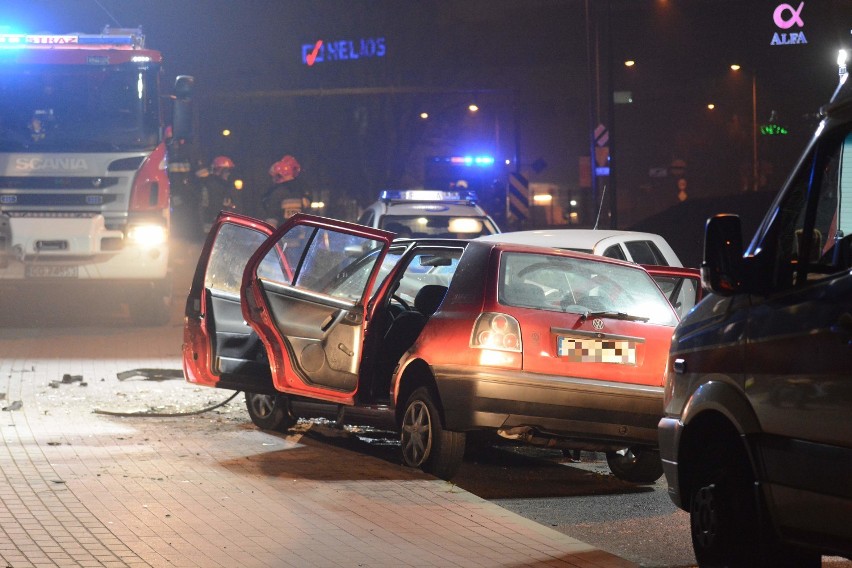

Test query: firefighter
[199,156,236,234]
[261,155,310,226]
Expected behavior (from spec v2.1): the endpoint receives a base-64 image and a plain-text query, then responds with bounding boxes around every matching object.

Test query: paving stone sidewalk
[0,321,637,568]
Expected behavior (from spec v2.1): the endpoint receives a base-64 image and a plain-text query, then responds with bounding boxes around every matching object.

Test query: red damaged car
[184,212,679,481]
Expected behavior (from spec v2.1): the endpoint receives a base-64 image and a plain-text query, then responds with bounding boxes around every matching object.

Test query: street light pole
[752,73,758,191]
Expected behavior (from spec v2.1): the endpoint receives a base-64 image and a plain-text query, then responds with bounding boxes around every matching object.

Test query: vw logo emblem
[592,318,604,331]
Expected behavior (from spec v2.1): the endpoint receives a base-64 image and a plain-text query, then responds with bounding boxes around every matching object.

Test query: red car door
[242,213,394,405]
[643,265,702,320]
[183,212,280,393]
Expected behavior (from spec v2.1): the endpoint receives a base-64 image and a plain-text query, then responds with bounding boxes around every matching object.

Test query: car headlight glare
[128,224,167,246]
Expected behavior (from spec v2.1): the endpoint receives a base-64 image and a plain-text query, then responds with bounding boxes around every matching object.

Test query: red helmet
[211,156,235,175]
[269,155,301,184]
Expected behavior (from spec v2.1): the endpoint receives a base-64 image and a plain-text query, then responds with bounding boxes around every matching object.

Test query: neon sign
[301,37,386,66]
[770,2,807,46]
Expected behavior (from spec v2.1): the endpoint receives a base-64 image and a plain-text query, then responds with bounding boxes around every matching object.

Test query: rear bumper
[431,364,664,448]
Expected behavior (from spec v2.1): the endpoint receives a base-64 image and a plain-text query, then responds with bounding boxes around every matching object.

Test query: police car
[357,189,500,238]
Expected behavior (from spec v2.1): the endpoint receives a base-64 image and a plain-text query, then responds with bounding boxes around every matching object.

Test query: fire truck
[0,27,193,325]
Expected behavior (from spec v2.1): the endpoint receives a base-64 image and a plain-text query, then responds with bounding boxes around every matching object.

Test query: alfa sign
[770,2,807,46]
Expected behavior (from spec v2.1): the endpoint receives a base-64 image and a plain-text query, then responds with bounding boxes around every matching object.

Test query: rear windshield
[498,252,678,326]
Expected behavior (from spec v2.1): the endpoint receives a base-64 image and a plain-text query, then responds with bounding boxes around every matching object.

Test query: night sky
[1,1,850,230]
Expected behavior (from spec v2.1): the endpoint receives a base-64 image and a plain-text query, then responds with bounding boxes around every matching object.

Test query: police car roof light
[380,189,479,204]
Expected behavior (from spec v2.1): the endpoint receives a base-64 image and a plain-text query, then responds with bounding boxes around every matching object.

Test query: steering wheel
[392,293,411,311]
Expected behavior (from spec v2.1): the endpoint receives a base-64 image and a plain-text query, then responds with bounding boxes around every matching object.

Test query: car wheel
[690,438,820,568]
[400,386,465,480]
[605,446,663,483]
[244,392,295,432]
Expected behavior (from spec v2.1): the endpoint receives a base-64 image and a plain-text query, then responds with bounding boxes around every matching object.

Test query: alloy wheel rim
[401,400,432,467]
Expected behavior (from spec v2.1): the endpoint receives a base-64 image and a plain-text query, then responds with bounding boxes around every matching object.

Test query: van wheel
[690,437,820,567]
[400,387,465,480]
[245,392,295,432]
[605,446,663,483]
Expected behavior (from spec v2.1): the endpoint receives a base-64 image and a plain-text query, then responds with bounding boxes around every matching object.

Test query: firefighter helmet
[269,155,301,184]
[210,156,235,175]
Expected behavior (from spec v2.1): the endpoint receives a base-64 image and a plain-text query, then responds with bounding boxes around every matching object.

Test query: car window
[498,252,678,326]
[602,244,627,261]
[205,223,281,295]
[393,249,463,305]
[625,240,667,265]
[294,228,383,301]
[762,126,852,289]
[651,274,700,319]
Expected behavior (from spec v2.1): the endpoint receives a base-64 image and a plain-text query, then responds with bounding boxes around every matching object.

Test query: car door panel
[259,278,362,391]
[183,213,278,394]
[243,213,394,404]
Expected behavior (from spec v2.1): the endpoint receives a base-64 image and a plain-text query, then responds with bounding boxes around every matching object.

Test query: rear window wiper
[576,310,649,323]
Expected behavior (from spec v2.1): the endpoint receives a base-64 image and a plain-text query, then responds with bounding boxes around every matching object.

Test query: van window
[765,127,852,289]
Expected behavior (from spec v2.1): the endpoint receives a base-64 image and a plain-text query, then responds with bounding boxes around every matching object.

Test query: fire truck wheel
[129,279,172,326]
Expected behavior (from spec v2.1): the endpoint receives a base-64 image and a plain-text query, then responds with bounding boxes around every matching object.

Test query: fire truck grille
[0,177,120,190]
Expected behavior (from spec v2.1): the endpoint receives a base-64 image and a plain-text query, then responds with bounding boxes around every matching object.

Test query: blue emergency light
[447,155,495,167]
[0,29,143,49]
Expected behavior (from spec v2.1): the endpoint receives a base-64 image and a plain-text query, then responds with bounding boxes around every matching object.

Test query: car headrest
[414,284,448,317]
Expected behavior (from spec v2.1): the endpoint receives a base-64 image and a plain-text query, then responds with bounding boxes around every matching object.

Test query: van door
[744,126,852,543]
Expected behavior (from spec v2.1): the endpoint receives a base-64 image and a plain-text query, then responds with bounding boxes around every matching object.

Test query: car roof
[468,239,650,270]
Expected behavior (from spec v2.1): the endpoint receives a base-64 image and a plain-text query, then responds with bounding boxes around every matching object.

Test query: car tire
[605,446,663,483]
[400,386,465,480]
[689,437,821,568]
[244,392,295,433]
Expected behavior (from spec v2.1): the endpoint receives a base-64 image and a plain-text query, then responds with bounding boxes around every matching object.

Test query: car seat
[376,284,448,395]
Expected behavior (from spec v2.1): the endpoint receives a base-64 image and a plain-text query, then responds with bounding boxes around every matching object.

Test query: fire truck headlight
[127,224,168,247]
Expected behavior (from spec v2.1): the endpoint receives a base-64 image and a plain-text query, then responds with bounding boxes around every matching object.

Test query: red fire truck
[0,27,192,325]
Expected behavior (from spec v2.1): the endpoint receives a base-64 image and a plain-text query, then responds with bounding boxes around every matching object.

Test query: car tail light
[470,312,522,368]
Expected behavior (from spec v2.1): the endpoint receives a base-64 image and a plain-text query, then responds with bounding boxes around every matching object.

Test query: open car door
[643,265,702,320]
[242,213,394,405]
[183,212,282,394]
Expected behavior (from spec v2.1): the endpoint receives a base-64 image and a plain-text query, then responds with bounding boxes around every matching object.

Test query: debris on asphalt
[3,400,22,411]
[117,368,184,381]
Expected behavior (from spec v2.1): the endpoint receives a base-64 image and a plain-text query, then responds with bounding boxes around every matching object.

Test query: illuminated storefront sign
[301,37,386,66]
[770,2,807,45]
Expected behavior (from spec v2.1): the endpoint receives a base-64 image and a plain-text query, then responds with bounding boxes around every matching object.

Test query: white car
[357,189,500,238]
[476,229,682,266]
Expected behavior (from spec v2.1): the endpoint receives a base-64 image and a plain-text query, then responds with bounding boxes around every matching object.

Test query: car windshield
[0,62,161,152]
[381,215,497,238]
[498,252,678,326]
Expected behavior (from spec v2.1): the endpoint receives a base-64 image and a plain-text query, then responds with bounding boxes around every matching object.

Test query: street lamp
[730,63,759,191]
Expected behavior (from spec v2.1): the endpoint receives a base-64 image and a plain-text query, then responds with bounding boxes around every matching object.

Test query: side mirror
[172,75,195,141]
[701,214,745,295]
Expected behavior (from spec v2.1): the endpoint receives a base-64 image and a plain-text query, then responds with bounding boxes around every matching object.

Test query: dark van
[658,56,852,567]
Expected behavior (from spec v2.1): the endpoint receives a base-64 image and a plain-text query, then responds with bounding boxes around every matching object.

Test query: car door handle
[320,312,337,331]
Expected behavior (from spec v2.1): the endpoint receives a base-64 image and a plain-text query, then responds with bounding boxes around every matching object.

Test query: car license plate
[558,336,636,365]
[25,265,79,278]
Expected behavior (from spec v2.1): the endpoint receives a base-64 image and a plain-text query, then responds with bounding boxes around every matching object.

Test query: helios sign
[301,37,386,66]
[770,2,807,45]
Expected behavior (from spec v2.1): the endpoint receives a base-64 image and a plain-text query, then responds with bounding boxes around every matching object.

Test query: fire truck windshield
[0,62,161,152]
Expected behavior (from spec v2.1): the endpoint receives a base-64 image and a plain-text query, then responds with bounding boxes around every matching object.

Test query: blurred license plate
[25,265,79,278]
[558,336,636,365]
